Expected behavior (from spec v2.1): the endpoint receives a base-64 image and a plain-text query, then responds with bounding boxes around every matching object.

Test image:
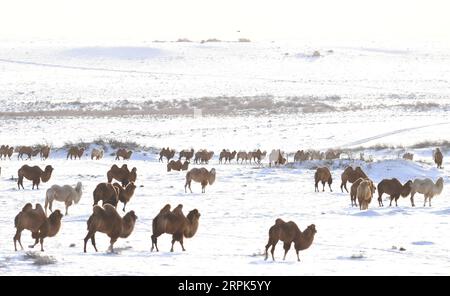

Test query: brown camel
[340,166,368,193]
[314,167,332,192]
[0,145,14,160]
[194,150,214,164]
[151,204,201,252]
[167,160,189,172]
[113,182,137,212]
[179,149,194,161]
[159,147,175,162]
[17,165,54,190]
[264,219,317,262]
[83,204,137,253]
[17,146,35,160]
[434,148,443,169]
[402,152,414,161]
[14,203,63,251]
[107,164,137,186]
[40,146,51,160]
[115,148,132,160]
[185,168,216,193]
[66,147,85,160]
[377,178,412,207]
[357,180,376,210]
[93,182,119,208]
[350,177,375,207]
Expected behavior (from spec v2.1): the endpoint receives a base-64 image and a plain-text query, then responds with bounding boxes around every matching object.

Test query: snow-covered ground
[0,40,449,275]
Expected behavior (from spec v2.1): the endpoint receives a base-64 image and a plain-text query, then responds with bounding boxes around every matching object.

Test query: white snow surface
[0,40,449,275]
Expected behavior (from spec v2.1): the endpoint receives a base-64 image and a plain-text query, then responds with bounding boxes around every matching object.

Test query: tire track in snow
[340,121,450,148]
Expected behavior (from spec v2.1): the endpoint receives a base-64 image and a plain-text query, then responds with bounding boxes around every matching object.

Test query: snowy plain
[0,39,449,275]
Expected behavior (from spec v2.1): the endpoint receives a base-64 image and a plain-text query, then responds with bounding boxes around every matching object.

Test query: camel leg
[429,197,432,207]
[151,235,159,252]
[395,195,399,207]
[40,237,45,252]
[188,181,192,193]
[84,230,96,253]
[14,229,24,251]
[410,192,415,207]
[65,200,72,215]
[170,238,176,252]
[108,238,117,253]
[328,183,332,192]
[344,182,349,193]
[296,249,301,262]
[29,233,39,248]
[264,242,272,261]
[270,244,276,261]
[322,181,325,192]
[179,236,186,251]
[389,195,393,207]
[315,182,318,192]
[378,193,384,207]
[283,242,292,260]
[122,203,126,212]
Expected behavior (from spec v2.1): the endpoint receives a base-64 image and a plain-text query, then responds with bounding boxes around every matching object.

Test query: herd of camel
[314,148,445,210]
[2,144,446,262]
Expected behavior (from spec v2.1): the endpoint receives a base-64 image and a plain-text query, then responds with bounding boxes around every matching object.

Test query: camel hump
[103,204,119,218]
[22,203,33,212]
[159,204,171,213]
[172,204,184,214]
[92,205,104,216]
[35,203,45,213]
[275,218,285,225]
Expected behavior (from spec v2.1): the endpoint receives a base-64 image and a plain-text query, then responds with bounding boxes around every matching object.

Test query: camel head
[41,165,54,182]
[187,209,201,221]
[49,209,63,223]
[436,177,444,193]
[306,224,317,235]
[74,182,83,203]
[208,168,216,185]
[401,180,413,197]
[125,210,138,222]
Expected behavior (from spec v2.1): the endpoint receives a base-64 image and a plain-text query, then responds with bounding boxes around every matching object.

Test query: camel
[434,148,443,169]
[179,149,194,161]
[93,183,119,208]
[269,149,286,166]
[410,177,444,207]
[194,150,214,164]
[264,219,317,262]
[113,182,137,211]
[0,145,14,160]
[350,178,375,207]
[356,179,376,210]
[91,148,104,160]
[45,182,83,215]
[314,167,332,192]
[17,146,35,160]
[185,168,216,193]
[377,178,412,207]
[66,147,85,160]
[219,150,237,164]
[107,164,137,186]
[236,151,248,164]
[340,166,368,193]
[17,165,54,190]
[325,150,341,160]
[115,148,132,160]
[402,152,414,161]
[167,160,189,172]
[83,204,137,253]
[40,146,51,160]
[159,147,175,162]
[294,150,307,162]
[14,203,63,251]
[151,204,201,252]
[251,149,266,164]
